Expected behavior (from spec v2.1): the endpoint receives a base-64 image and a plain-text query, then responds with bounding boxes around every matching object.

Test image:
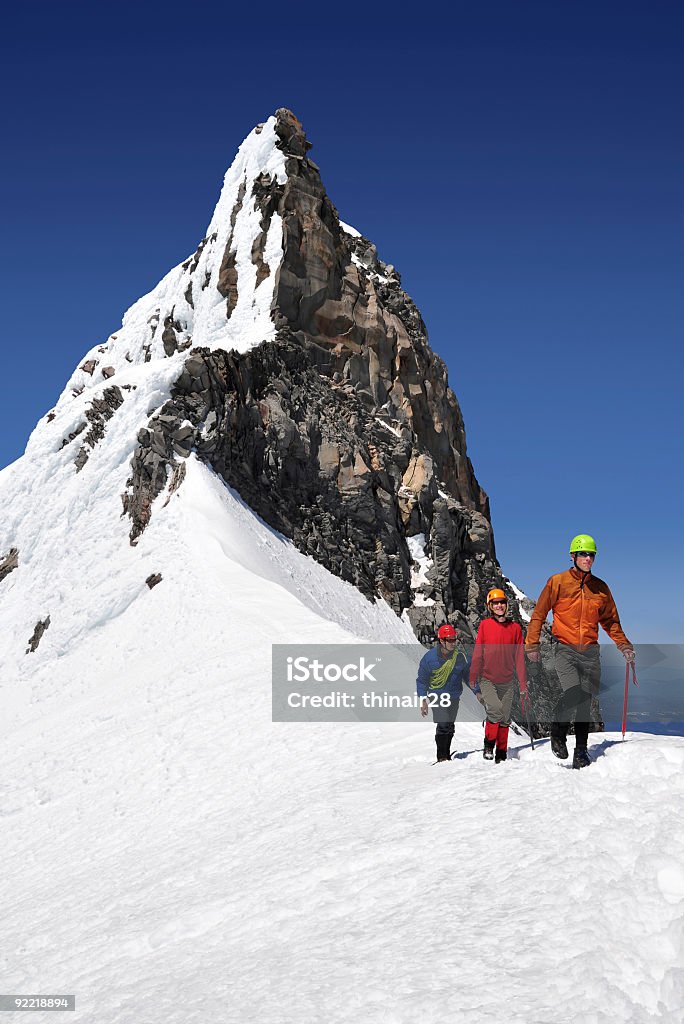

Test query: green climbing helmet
[569,534,597,554]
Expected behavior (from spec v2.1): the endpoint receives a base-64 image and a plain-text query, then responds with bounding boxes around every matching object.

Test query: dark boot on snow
[495,748,508,763]
[436,734,452,762]
[550,728,568,760]
[572,747,592,769]
[483,739,495,761]
[551,736,568,759]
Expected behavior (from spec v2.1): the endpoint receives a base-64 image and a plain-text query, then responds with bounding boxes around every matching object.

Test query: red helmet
[437,624,457,641]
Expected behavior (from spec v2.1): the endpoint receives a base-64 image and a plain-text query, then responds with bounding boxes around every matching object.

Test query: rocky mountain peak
[7,109,525,654]
[118,109,511,637]
[273,108,312,158]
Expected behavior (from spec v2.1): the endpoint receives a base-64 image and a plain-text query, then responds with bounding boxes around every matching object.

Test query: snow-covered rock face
[0,108,529,677]
[26,118,288,473]
[62,118,286,396]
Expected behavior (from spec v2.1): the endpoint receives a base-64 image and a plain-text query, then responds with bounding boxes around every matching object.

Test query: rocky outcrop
[74,386,124,472]
[161,314,191,358]
[217,179,247,318]
[122,413,178,544]
[264,109,489,515]
[60,423,87,449]
[27,616,50,654]
[122,338,507,635]
[0,547,19,584]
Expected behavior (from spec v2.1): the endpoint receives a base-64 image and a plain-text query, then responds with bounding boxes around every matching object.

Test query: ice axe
[621,660,639,740]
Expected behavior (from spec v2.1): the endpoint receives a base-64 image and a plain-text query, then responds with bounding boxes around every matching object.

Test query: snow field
[2,684,683,1023]
[0,458,682,1022]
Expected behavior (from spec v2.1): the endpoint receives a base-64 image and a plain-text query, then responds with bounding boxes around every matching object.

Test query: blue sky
[1,1,682,640]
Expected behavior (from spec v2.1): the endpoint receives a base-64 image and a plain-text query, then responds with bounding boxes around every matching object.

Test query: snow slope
[2,567,683,1024]
[1,460,683,1022]
[6,114,287,574]
[0,113,341,675]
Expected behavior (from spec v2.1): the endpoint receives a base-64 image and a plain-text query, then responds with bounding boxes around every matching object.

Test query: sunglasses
[575,551,596,558]
[490,600,507,607]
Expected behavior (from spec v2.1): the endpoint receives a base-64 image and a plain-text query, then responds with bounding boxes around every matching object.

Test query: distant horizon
[2,0,681,642]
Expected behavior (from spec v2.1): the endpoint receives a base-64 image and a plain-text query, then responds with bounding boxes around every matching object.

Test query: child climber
[469,589,529,762]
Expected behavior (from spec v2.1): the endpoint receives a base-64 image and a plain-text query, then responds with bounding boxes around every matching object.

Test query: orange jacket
[525,568,632,651]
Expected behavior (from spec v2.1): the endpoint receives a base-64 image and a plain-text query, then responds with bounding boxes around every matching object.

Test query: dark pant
[553,644,601,749]
[432,696,460,757]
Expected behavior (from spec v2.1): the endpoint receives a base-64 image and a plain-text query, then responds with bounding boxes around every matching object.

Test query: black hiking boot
[495,748,508,763]
[550,734,568,760]
[572,747,592,770]
[435,734,453,762]
[483,739,495,761]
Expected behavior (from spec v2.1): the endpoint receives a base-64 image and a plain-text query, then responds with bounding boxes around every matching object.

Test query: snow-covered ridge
[0,449,413,684]
[27,117,288,464]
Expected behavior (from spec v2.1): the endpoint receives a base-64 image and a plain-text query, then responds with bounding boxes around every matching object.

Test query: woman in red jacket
[470,589,529,762]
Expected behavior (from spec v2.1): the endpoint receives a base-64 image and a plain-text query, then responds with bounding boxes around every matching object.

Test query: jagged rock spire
[118,110,510,636]
[22,109,521,639]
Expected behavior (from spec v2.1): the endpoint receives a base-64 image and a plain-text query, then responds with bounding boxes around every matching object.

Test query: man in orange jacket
[526,534,634,768]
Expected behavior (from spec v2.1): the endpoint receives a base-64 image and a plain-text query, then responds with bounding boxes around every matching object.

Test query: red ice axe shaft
[621,661,638,740]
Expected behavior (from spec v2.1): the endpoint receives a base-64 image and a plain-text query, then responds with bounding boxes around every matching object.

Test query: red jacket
[470,618,527,688]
